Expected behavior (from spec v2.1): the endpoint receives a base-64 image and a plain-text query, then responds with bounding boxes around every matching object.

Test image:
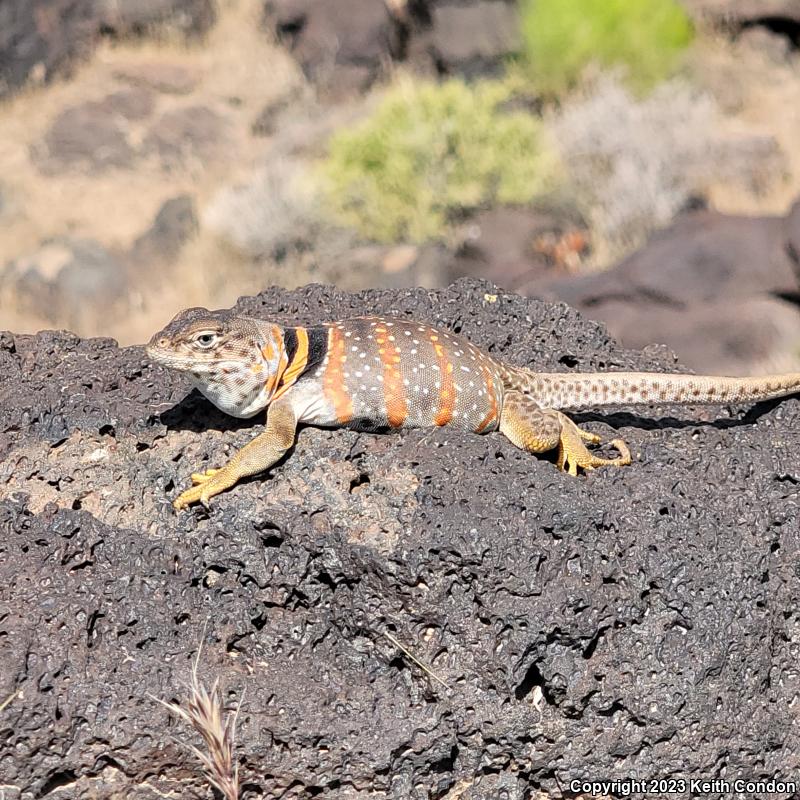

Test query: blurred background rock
[1,0,799,374]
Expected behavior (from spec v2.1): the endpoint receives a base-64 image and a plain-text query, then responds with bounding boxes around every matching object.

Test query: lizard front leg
[173,399,298,510]
[499,390,631,476]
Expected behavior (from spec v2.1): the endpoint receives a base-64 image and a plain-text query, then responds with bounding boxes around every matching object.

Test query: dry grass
[152,643,244,800]
[0,690,20,713]
[549,73,788,267]
[688,32,800,215]
[203,157,323,258]
[383,630,452,692]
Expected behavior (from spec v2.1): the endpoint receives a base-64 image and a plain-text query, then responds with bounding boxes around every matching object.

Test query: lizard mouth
[145,344,196,370]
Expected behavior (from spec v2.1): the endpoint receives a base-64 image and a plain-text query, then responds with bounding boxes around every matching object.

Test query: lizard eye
[194,333,218,348]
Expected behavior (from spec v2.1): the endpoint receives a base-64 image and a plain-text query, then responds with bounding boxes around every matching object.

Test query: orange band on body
[323,326,353,424]
[430,331,456,427]
[375,322,407,428]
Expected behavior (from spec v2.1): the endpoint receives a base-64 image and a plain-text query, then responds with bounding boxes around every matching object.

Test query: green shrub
[320,78,556,243]
[519,0,694,95]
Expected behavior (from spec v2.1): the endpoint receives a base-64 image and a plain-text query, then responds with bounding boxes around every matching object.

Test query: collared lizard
[146,308,800,510]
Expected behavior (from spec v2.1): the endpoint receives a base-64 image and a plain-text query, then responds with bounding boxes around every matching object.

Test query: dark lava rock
[449,207,589,294]
[2,280,800,797]
[682,0,800,26]
[95,0,217,38]
[0,0,97,99]
[263,0,521,95]
[37,90,156,172]
[129,194,199,264]
[537,208,800,375]
[410,0,521,78]
[0,237,130,332]
[41,102,134,170]
[264,0,400,95]
[251,91,296,137]
[0,0,215,100]
[144,104,231,164]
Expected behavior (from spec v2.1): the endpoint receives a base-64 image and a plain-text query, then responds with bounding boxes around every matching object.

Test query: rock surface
[536,208,800,375]
[264,0,400,95]
[262,0,521,94]
[0,0,216,99]
[2,280,800,798]
[129,194,199,265]
[0,237,130,333]
[682,0,800,25]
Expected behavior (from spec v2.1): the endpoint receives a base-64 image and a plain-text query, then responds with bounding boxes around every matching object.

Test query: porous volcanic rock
[2,280,800,798]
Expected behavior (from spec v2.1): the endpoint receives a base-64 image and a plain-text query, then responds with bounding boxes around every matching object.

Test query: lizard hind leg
[499,390,631,476]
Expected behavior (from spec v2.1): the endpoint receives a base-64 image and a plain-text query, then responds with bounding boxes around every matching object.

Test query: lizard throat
[191,327,312,418]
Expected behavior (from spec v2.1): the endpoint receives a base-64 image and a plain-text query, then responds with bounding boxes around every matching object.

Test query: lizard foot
[556,418,631,476]
[499,392,631,476]
[173,469,235,510]
[173,484,214,511]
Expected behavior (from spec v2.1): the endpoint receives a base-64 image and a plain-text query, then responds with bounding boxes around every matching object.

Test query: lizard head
[146,307,286,418]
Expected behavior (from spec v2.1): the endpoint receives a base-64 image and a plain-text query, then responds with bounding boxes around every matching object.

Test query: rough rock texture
[2,280,800,798]
[535,208,800,375]
[0,0,216,99]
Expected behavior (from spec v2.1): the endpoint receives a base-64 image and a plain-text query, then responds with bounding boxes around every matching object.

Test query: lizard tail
[507,368,800,411]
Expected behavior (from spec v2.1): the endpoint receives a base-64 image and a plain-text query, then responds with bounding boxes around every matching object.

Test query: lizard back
[288,317,506,433]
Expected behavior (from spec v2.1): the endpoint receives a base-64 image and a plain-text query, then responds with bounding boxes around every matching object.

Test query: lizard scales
[146,309,800,510]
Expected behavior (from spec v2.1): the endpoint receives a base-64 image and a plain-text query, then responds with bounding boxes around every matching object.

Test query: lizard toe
[191,468,220,485]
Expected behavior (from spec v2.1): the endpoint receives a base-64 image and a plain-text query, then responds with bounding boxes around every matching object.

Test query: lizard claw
[172,466,236,510]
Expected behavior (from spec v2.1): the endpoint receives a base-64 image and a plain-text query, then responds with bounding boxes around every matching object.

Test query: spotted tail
[508,369,800,411]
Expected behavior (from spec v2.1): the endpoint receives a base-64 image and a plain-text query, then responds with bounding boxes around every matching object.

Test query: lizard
[146,307,800,510]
